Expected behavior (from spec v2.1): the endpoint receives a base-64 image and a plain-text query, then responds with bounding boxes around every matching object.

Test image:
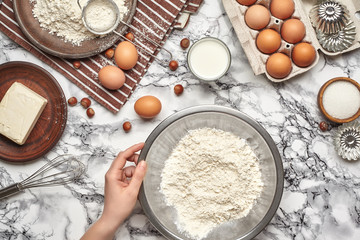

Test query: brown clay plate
[0,61,67,162]
[12,0,137,59]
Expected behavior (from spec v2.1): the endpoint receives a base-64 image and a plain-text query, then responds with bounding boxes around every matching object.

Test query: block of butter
[0,82,48,145]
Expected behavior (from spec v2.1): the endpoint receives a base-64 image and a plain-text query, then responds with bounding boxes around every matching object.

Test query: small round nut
[86,108,95,118]
[180,38,190,49]
[80,97,91,109]
[169,60,178,71]
[67,97,78,106]
[125,32,135,41]
[319,121,329,132]
[123,121,132,132]
[73,61,81,69]
[174,84,184,95]
[105,48,115,59]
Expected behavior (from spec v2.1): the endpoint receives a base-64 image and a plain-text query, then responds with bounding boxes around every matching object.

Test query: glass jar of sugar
[318,77,360,123]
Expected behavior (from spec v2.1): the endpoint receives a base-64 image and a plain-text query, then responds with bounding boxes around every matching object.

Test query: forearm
[81,144,146,239]
[80,215,123,240]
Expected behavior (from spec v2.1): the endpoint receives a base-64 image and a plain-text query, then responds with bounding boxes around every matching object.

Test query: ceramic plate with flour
[13,0,137,58]
[139,105,284,240]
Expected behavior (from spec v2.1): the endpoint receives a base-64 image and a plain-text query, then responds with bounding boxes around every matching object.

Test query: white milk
[187,38,231,81]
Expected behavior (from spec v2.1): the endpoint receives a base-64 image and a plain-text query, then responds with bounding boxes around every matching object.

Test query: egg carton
[223,0,360,82]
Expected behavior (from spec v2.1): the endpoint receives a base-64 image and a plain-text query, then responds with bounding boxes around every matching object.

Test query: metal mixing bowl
[139,105,283,240]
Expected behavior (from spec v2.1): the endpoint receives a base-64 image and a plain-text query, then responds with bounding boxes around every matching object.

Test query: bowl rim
[318,77,360,123]
[138,105,284,240]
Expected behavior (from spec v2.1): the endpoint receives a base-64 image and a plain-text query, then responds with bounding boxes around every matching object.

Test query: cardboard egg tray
[223,0,360,82]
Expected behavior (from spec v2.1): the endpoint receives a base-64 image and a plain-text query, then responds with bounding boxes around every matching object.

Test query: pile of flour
[160,128,264,239]
[31,0,128,45]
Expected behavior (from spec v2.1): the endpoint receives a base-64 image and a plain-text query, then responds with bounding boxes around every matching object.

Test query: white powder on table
[322,81,360,119]
[31,0,128,46]
[160,128,264,240]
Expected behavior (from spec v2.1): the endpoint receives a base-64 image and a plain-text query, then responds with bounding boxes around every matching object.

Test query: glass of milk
[187,37,231,81]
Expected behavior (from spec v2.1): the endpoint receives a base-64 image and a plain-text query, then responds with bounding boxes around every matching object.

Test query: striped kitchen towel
[185,0,203,13]
[0,0,203,113]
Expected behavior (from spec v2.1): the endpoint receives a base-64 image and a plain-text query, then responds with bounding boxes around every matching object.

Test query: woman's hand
[81,143,147,240]
[102,142,147,227]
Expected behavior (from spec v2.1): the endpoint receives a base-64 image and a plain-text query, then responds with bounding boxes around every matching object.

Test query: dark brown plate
[0,61,67,162]
[13,0,137,59]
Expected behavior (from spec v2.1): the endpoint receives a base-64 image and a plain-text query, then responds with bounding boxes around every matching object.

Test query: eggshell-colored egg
[256,29,281,54]
[98,65,125,90]
[270,0,295,20]
[292,42,316,67]
[266,53,292,79]
[281,19,306,44]
[236,0,256,6]
[115,41,138,70]
[134,96,162,119]
[245,5,270,30]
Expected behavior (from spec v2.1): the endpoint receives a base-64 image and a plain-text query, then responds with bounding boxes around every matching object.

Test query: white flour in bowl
[31,0,128,45]
[160,128,264,239]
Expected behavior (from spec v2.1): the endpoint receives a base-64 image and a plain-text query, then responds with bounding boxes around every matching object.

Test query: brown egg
[236,0,256,6]
[266,53,292,79]
[292,42,316,67]
[134,96,162,119]
[270,0,295,20]
[281,19,306,44]
[115,41,138,70]
[256,29,281,54]
[98,65,125,90]
[245,5,270,30]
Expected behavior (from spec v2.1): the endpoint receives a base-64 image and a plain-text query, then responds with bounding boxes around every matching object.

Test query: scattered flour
[160,128,264,240]
[31,0,128,45]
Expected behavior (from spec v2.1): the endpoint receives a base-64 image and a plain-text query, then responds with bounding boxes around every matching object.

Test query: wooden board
[0,61,67,162]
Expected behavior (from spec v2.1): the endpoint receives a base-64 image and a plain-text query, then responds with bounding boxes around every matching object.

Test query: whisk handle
[0,183,21,200]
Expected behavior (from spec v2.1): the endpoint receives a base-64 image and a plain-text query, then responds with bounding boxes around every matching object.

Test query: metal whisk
[0,155,85,200]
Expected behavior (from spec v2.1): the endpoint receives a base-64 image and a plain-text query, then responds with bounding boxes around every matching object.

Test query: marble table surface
[1,1,360,240]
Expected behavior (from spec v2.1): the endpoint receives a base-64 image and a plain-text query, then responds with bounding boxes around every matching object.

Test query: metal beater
[0,155,85,200]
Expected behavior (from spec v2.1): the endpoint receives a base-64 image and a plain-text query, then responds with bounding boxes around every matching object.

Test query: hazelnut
[67,97,78,106]
[125,32,135,41]
[180,38,190,49]
[80,97,91,109]
[105,48,115,59]
[319,121,328,132]
[73,61,81,69]
[174,84,184,95]
[169,60,178,71]
[86,108,95,118]
[123,121,132,132]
